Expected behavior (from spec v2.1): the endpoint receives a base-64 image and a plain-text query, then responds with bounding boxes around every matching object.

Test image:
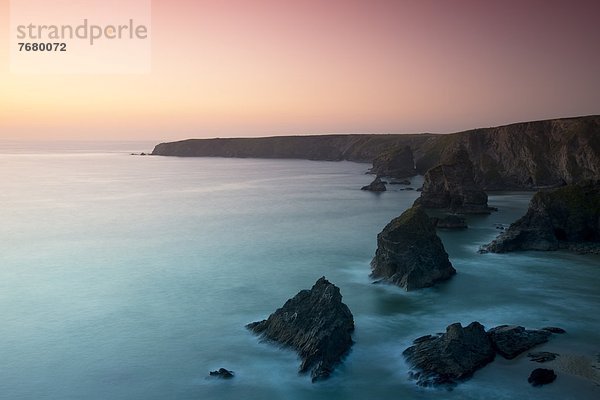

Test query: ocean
[1,141,598,400]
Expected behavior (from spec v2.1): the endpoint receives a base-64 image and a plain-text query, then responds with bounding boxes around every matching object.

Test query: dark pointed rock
[371,206,456,290]
[246,277,354,382]
[361,176,386,192]
[403,322,496,387]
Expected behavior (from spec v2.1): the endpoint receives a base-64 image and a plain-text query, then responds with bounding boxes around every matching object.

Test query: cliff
[152,134,434,162]
[152,115,600,190]
[370,206,456,290]
[415,115,600,189]
[481,181,600,253]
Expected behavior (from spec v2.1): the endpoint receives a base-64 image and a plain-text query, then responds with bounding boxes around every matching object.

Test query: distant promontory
[152,115,600,190]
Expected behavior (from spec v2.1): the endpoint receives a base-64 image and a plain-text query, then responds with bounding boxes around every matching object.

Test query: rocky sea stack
[415,146,495,214]
[482,180,600,253]
[361,176,386,192]
[370,145,416,178]
[246,277,354,382]
[370,206,456,290]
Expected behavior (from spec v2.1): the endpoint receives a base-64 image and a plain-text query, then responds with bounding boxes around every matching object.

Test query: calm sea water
[1,142,598,400]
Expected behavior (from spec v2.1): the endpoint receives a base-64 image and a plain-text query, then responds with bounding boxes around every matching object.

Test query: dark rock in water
[403,322,496,387]
[481,181,600,253]
[432,214,468,229]
[542,327,566,334]
[414,146,495,214]
[488,325,551,359]
[361,176,387,192]
[528,368,557,386]
[209,368,234,379]
[370,146,417,178]
[246,277,354,382]
[140,152,147,156]
[416,187,423,192]
[390,179,411,185]
[528,352,558,363]
[370,206,456,290]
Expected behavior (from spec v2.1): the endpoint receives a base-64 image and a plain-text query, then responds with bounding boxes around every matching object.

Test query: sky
[1,0,599,141]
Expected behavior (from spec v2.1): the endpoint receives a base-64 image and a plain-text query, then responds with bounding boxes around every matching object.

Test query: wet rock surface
[370,206,456,290]
[246,277,354,382]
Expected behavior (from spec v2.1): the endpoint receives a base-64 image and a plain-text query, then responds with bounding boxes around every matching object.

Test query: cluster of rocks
[403,322,564,387]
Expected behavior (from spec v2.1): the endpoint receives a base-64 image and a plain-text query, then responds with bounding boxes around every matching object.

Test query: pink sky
[1,0,599,140]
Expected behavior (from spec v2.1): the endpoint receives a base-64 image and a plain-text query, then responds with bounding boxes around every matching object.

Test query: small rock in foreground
[528,368,557,386]
[209,368,234,379]
[246,277,354,382]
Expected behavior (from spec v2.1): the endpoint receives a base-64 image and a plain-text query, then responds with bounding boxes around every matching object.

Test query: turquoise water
[1,143,598,399]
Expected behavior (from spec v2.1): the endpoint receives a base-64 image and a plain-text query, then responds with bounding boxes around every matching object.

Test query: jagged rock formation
[361,176,386,192]
[152,116,600,190]
[246,277,354,382]
[487,325,551,359]
[404,322,562,387]
[481,181,600,253]
[414,146,495,214]
[403,322,496,387]
[370,145,416,178]
[370,206,456,290]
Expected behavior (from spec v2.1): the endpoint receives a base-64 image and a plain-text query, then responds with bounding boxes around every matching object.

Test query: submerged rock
[246,277,354,382]
[370,206,456,290]
[431,214,468,229]
[542,327,566,334]
[390,179,411,185]
[528,352,558,363]
[488,325,551,359]
[481,181,600,253]
[361,176,387,192]
[528,368,557,386]
[415,146,495,214]
[209,368,234,379]
[403,322,496,387]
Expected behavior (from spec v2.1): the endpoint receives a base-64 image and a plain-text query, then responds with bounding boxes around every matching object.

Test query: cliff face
[481,181,600,253]
[414,146,494,214]
[152,134,434,163]
[152,115,600,190]
[415,116,600,189]
[371,206,456,290]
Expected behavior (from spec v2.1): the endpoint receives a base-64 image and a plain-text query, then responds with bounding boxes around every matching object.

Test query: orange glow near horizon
[1,0,599,141]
